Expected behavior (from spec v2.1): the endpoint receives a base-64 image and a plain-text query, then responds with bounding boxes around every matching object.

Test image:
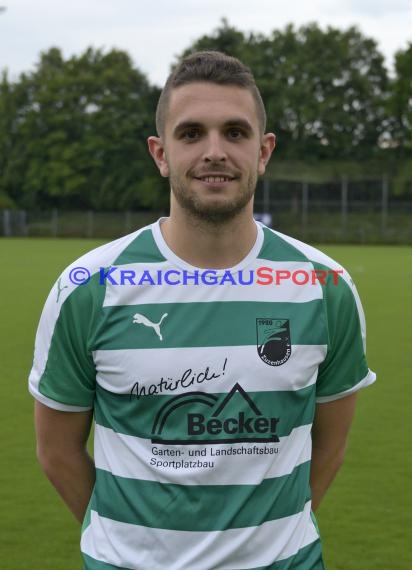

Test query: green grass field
[1,238,410,570]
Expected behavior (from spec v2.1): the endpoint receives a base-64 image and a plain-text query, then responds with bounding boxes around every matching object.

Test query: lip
[194,177,236,189]
[193,173,237,186]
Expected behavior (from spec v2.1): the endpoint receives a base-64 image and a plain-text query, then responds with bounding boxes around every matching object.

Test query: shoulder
[259,225,365,329]
[260,225,347,274]
[260,225,357,289]
[55,224,153,306]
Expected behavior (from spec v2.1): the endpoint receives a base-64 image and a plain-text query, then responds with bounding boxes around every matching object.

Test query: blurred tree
[179,18,248,62]
[0,47,167,210]
[389,44,412,195]
[1,24,409,210]
[0,70,29,206]
[389,42,412,151]
[177,21,390,161]
[256,24,389,160]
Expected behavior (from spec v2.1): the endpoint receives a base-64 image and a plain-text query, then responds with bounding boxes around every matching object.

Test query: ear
[147,136,170,177]
[258,133,276,176]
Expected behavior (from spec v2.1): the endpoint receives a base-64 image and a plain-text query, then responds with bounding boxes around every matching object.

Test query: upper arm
[312,393,357,455]
[315,265,376,402]
[35,401,93,458]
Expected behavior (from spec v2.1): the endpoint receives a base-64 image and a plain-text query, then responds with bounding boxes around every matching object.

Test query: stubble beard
[170,171,258,226]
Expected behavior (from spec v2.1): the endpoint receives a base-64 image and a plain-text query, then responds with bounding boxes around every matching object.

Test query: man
[30,51,376,569]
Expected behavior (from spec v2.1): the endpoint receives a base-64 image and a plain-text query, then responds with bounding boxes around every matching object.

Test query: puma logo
[132,312,168,341]
[56,277,68,303]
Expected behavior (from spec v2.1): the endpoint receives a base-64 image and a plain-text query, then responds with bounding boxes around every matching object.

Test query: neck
[160,208,258,269]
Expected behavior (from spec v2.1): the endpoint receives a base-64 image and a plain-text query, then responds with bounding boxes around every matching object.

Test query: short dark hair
[156,50,267,136]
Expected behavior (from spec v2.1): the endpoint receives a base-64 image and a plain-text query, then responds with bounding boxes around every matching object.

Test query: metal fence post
[87,210,94,238]
[381,174,388,237]
[302,182,308,235]
[125,210,132,234]
[341,176,348,237]
[51,209,58,237]
[19,210,28,236]
[3,209,11,237]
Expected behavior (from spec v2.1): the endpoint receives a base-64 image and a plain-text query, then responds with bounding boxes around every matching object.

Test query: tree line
[0,19,411,211]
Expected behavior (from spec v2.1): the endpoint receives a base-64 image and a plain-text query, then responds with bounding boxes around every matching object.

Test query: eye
[181,127,202,141]
[226,127,244,140]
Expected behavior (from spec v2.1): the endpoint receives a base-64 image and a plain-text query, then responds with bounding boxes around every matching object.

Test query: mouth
[194,174,236,184]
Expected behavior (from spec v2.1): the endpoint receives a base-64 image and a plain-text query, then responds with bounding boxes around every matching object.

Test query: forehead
[165,82,260,132]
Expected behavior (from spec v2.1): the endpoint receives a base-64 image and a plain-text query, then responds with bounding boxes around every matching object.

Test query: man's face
[148,82,275,224]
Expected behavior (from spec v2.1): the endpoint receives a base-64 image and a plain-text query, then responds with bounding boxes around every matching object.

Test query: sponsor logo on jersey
[151,383,280,445]
[256,318,291,366]
[132,312,168,341]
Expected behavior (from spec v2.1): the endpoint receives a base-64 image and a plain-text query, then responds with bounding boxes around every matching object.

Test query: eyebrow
[173,118,254,137]
[173,121,202,137]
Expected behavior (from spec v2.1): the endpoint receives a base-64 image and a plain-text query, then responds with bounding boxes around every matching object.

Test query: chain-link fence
[2,178,412,244]
[254,177,412,243]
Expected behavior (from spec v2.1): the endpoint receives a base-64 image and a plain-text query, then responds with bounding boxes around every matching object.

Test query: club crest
[256,318,291,366]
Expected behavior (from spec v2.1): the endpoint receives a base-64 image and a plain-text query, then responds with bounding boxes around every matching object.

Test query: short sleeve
[28,274,99,411]
[315,267,376,402]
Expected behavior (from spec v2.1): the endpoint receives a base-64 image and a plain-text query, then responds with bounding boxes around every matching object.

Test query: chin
[189,201,251,224]
[171,179,255,224]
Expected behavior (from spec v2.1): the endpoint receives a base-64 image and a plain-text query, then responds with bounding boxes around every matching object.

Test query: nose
[202,132,227,162]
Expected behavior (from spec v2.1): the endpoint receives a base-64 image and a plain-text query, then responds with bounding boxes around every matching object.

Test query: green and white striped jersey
[29,220,376,570]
